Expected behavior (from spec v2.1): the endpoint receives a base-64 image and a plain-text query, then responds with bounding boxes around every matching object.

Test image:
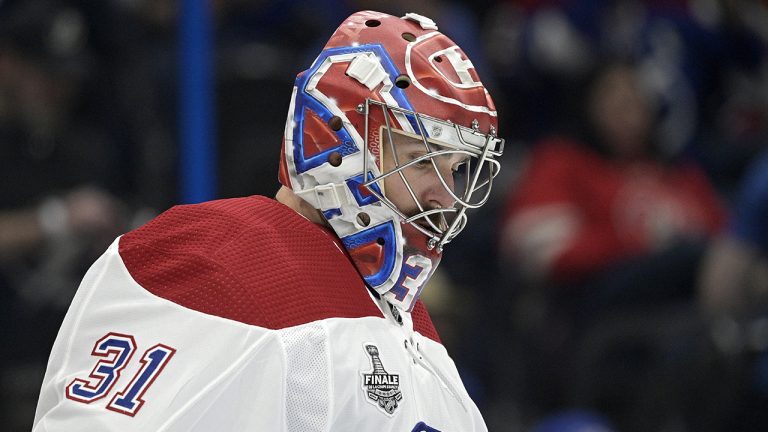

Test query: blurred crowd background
[1,0,767,430]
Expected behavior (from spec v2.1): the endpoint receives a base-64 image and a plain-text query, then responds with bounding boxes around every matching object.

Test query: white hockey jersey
[33,196,487,431]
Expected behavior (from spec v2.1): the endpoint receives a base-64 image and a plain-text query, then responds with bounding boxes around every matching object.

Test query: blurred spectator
[496,60,728,431]
[700,150,768,320]
[0,0,130,291]
[485,0,765,161]
[697,148,768,431]
[0,1,130,428]
[482,5,767,428]
[501,61,725,293]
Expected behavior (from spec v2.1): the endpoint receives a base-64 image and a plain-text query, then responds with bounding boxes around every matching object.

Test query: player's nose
[423,165,456,210]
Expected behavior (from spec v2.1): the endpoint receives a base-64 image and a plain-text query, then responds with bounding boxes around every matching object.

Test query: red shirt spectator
[500,136,726,283]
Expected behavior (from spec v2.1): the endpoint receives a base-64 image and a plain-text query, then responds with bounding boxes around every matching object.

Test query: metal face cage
[358,99,504,252]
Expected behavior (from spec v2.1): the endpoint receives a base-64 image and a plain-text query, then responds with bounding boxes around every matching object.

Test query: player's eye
[407,152,431,169]
[452,162,469,193]
[452,160,468,175]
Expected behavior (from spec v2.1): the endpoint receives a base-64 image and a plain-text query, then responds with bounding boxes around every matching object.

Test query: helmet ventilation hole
[365,19,381,27]
[376,237,386,245]
[402,32,416,42]
[434,56,443,62]
[395,75,411,89]
[328,116,343,131]
[356,212,371,227]
[328,151,342,167]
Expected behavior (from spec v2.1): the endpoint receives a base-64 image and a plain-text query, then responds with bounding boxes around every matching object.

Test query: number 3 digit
[65,333,137,403]
[392,255,432,302]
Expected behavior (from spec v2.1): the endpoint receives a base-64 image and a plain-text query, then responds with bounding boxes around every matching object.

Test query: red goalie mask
[278,11,504,311]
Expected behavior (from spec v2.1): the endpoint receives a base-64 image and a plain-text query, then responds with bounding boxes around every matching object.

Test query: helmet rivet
[395,75,411,89]
[427,238,437,250]
[328,151,342,167]
[471,119,480,131]
[356,104,366,114]
[356,212,371,227]
[490,125,497,137]
[328,116,343,131]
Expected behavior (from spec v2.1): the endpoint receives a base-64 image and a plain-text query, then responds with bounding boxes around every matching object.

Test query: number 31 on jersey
[65,332,176,417]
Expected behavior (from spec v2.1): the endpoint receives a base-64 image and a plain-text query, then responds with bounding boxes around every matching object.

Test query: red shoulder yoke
[118,196,440,342]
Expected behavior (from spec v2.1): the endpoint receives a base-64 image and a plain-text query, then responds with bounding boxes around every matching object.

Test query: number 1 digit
[108,344,176,416]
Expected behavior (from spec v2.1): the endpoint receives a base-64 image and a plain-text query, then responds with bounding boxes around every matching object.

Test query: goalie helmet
[279,11,504,311]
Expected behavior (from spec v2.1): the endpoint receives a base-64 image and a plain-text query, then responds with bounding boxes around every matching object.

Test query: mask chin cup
[341,221,397,289]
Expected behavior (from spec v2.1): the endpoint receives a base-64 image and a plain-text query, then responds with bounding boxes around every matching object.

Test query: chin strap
[295,183,354,211]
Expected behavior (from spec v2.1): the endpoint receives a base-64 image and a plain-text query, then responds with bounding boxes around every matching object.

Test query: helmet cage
[359,99,504,251]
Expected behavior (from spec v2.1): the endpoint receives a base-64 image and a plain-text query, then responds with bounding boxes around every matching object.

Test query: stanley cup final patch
[361,344,402,415]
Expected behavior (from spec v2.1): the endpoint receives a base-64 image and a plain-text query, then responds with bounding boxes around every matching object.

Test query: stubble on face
[379,129,455,232]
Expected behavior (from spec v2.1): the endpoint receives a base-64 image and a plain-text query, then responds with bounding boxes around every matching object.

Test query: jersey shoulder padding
[119,196,384,329]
